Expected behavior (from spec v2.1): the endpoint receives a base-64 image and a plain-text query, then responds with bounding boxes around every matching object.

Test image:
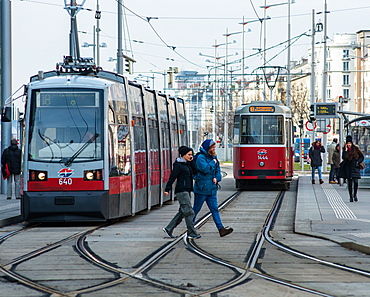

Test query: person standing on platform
[1,139,22,200]
[163,146,201,239]
[332,144,341,183]
[308,140,326,184]
[328,138,338,184]
[341,136,364,202]
[193,139,233,237]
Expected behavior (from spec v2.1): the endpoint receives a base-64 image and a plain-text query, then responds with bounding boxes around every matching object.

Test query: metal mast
[64,0,86,61]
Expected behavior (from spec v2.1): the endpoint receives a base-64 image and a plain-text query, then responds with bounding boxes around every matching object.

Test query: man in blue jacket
[193,139,233,237]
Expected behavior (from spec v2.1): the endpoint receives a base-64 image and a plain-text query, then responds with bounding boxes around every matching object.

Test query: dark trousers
[329,164,336,182]
[165,191,198,237]
[334,168,339,182]
[347,178,359,198]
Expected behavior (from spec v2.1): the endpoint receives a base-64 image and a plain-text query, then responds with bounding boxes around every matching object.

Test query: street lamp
[81,33,107,64]
[224,24,252,103]
[260,0,295,106]
[134,74,155,89]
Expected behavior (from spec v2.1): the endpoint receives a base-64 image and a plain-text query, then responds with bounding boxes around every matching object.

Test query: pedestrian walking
[308,139,326,184]
[193,139,233,237]
[163,146,201,239]
[1,139,22,200]
[332,144,341,183]
[341,136,364,202]
[328,138,338,183]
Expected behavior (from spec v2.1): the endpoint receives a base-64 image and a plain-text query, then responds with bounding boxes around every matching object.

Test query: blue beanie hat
[201,139,216,152]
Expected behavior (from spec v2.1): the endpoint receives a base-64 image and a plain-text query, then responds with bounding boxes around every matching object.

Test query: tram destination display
[38,92,97,107]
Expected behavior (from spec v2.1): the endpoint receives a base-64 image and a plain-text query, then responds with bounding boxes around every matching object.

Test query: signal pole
[117,0,123,74]
[1,0,12,194]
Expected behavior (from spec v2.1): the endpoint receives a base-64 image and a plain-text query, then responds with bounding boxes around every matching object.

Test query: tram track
[0,223,113,297]
[2,183,370,296]
[0,191,243,297]
[71,191,244,296]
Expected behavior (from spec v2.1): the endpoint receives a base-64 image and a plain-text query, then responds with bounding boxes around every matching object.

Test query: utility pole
[95,0,101,66]
[310,9,316,144]
[224,29,229,161]
[117,0,123,74]
[321,0,328,172]
[263,0,267,100]
[1,0,12,194]
[286,0,291,107]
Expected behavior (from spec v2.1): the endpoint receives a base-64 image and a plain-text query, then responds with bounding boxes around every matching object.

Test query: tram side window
[233,115,240,145]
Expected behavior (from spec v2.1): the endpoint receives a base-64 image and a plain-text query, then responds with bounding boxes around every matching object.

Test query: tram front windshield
[28,89,103,163]
[240,115,284,144]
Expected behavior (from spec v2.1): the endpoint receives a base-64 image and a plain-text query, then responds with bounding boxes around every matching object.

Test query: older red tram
[233,101,294,190]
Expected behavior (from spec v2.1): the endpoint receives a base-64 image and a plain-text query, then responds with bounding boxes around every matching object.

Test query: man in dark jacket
[162,146,200,239]
[1,139,21,199]
[308,140,326,184]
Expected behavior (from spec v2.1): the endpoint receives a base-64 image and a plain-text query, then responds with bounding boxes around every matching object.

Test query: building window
[328,75,331,86]
[343,74,349,86]
[327,89,331,99]
[343,61,349,71]
[343,49,349,59]
[343,89,349,99]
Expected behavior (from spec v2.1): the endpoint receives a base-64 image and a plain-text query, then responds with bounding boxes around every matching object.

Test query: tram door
[129,84,148,213]
[158,94,171,203]
[143,90,161,207]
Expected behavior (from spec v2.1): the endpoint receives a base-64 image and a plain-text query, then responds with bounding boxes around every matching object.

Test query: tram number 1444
[59,178,73,185]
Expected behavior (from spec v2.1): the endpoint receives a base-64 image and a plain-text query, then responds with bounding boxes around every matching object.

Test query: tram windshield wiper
[63,133,99,167]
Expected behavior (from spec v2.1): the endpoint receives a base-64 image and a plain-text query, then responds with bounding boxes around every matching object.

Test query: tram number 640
[59,178,72,185]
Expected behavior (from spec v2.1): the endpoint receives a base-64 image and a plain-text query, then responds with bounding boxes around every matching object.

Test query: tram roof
[28,71,116,89]
[234,101,291,116]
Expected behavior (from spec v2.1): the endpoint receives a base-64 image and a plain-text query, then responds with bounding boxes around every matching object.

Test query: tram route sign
[314,102,338,118]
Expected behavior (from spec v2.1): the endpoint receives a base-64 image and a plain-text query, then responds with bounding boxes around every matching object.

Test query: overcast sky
[10,0,370,98]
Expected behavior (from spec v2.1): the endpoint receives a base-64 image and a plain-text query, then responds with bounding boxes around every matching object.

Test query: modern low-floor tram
[21,70,187,222]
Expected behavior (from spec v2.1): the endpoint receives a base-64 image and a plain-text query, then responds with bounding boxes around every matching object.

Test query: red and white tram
[233,101,294,190]
[21,70,187,222]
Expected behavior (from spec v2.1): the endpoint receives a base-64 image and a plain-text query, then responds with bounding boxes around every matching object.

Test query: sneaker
[6,197,11,200]
[329,181,337,184]
[162,228,174,238]
[188,234,201,239]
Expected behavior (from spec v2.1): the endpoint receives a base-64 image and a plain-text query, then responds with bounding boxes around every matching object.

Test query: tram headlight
[259,162,265,167]
[38,172,46,180]
[29,170,48,181]
[84,169,103,181]
[86,172,94,180]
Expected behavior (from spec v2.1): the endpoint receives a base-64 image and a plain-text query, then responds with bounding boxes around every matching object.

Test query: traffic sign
[305,121,316,131]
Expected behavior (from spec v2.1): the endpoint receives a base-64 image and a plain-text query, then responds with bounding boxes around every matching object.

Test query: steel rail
[72,191,242,296]
[186,191,336,297]
[0,223,106,296]
[263,197,370,278]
